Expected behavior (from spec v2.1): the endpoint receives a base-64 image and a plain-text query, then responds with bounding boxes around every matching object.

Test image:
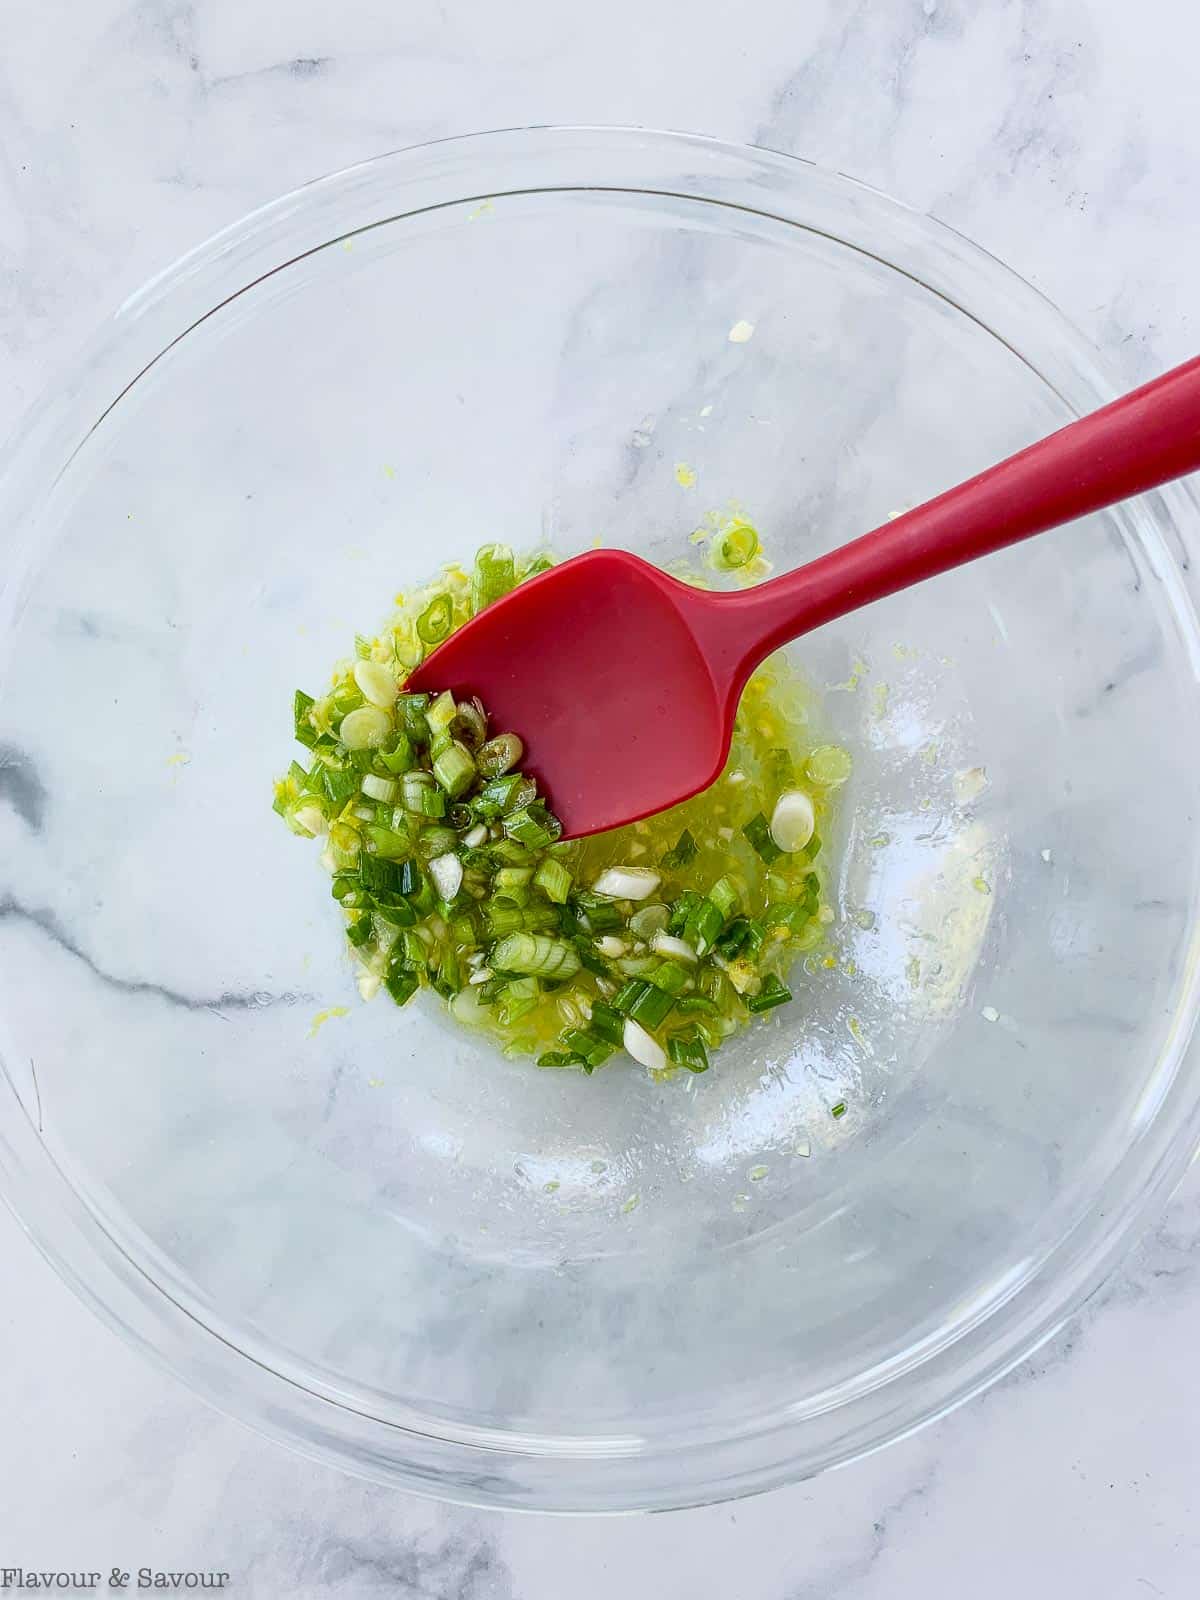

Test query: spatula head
[405,551,731,837]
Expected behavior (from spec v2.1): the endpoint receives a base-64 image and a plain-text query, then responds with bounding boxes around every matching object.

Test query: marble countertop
[2,0,1199,1593]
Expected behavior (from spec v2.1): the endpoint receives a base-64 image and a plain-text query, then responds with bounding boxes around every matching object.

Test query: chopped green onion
[667,1033,709,1072]
[452,697,488,748]
[470,543,516,613]
[711,520,759,571]
[682,897,724,957]
[431,944,463,997]
[537,1050,580,1070]
[746,974,792,1014]
[486,903,561,938]
[377,731,415,774]
[519,551,555,579]
[494,865,534,892]
[401,772,446,818]
[559,1027,615,1070]
[329,821,361,857]
[331,873,366,907]
[496,976,540,1025]
[331,680,365,719]
[475,773,536,817]
[588,1001,625,1046]
[449,908,481,946]
[668,890,702,936]
[767,748,795,790]
[742,811,782,865]
[426,690,458,736]
[575,896,624,933]
[503,802,562,849]
[490,933,580,979]
[533,858,572,904]
[645,960,689,996]
[372,890,417,928]
[490,838,535,866]
[293,690,319,749]
[806,745,853,788]
[356,854,400,895]
[364,823,411,860]
[432,739,477,798]
[715,916,766,960]
[416,594,454,646]
[397,693,431,744]
[416,825,458,860]
[339,705,392,751]
[675,995,720,1016]
[611,979,646,1015]
[476,733,524,777]
[660,829,698,869]
[384,965,419,1007]
[831,1099,848,1119]
[353,658,398,708]
[361,773,397,803]
[709,877,740,919]
[397,859,424,896]
[627,982,676,1029]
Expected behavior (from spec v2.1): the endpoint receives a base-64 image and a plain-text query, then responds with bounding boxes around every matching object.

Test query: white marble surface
[2,0,1200,1592]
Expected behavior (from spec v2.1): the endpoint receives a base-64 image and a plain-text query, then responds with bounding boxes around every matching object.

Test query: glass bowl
[2,128,1199,1514]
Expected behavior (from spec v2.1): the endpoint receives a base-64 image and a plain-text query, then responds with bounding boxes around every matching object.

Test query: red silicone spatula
[407,355,1200,838]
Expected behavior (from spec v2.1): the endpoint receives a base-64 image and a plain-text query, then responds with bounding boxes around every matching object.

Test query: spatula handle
[721,353,1200,671]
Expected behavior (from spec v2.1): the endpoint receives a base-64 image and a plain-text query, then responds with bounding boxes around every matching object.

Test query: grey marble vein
[295,1529,513,1598]
[0,894,307,1014]
[0,743,46,830]
[789,1467,939,1599]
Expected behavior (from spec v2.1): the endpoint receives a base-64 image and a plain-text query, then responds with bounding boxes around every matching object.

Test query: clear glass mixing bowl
[2,128,1199,1513]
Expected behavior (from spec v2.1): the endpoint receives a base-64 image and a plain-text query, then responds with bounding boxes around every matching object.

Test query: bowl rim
[2,123,1200,1513]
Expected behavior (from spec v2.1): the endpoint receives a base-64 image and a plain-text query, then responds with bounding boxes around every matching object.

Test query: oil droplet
[308,1006,349,1039]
